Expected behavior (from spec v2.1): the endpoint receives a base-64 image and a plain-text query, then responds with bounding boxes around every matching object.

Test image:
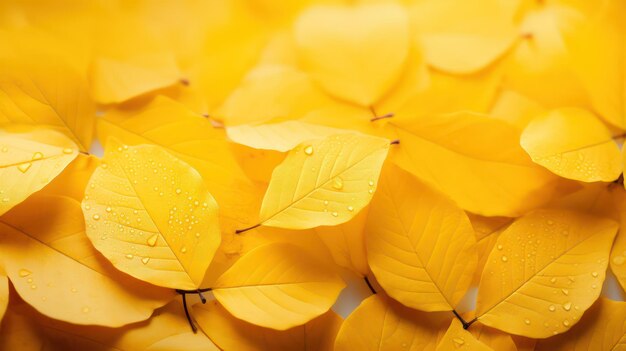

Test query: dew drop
[501,255,508,262]
[18,269,31,277]
[92,214,100,221]
[17,163,32,173]
[347,205,354,212]
[195,232,200,238]
[147,234,158,246]
[84,204,91,210]
[141,257,150,265]
[27,278,32,283]
[1,197,8,203]
[497,244,503,250]
[30,284,37,289]
[368,180,375,186]
[368,189,374,194]
[32,152,43,160]
[331,211,339,217]
[82,307,90,313]
[524,319,531,325]
[548,305,556,312]
[332,177,344,190]
[63,148,74,154]
[181,247,188,253]
[175,188,182,194]
[452,337,464,346]
[0,146,7,152]
[550,277,557,284]
[563,302,571,311]
[105,207,112,213]
[561,288,569,295]
[125,254,134,259]
[591,271,599,278]
[304,145,314,155]
[563,320,570,327]
[592,284,597,289]
[323,200,329,206]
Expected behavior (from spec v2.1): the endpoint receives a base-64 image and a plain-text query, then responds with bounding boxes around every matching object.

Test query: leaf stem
[176,288,213,332]
[390,139,400,145]
[181,293,197,333]
[364,276,376,294]
[235,223,261,234]
[370,113,395,122]
[452,309,475,330]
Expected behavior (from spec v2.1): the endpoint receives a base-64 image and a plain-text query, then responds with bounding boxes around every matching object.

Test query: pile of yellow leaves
[1,0,626,350]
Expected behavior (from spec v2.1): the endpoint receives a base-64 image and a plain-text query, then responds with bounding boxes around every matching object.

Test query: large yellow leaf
[226,120,346,152]
[0,194,172,326]
[194,299,342,351]
[390,112,558,216]
[257,133,389,230]
[334,294,447,351]
[520,108,622,182]
[410,0,518,74]
[97,96,260,235]
[0,128,78,216]
[82,141,221,290]
[315,207,369,276]
[366,164,477,311]
[0,52,96,151]
[294,4,410,106]
[436,319,493,351]
[535,298,626,351]
[89,53,182,104]
[564,0,626,129]
[476,209,618,338]
[212,242,345,330]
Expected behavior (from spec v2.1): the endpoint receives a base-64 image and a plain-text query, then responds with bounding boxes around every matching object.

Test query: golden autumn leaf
[366,164,477,312]
[294,3,410,106]
[212,242,345,330]
[334,294,448,351]
[0,51,96,151]
[535,298,626,351]
[521,108,622,182]
[0,127,78,216]
[410,0,518,74]
[0,194,172,326]
[82,141,221,290]
[390,111,558,216]
[194,299,342,351]
[476,209,618,338]
[254,133,390,230]
[97,96,260,235]
[436,319,493,351]
[226,120,346,152]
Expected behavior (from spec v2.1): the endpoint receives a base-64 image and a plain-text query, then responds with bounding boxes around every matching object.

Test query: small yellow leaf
[521,108,622,182]
[366,164,477,311]
[436,319,493,351]
[535,298,626,351]
[0,127,78,216]
[295,4,410,106]
[476,209,618,338]
[258,133,389,229]
[83,141,221,290]
[89,53,182,104]
[0,194,172,326]
[334,294,446,351]
[315,208,370,277]
[194,299,342,351]
[212,242,345,330]
[411,0,518,74]
[0,53,96,151]
[391,111,558,216]
[227,120,347,152]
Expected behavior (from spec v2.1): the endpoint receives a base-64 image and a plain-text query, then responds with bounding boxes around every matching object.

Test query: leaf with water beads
[82,140,221,290]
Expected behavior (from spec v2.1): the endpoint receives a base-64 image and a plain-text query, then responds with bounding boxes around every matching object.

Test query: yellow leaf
[564,0,626,129]
[334,294,447,351]
[469,214,513,285]
[469,322,517,351]
[315,208,370,276]
[89,53,182,104]
[294,4,410,106]
[0,127,78,216]
[227,120,347,152]
[390,111,558,216]
[476,209,618,338]
[0,268,6,322]
[410,0,518,74]
[257,133,389,230]
[83,141,221,290]
[520,108,622,182]
[366,164,477,311]
[535,298,626,351]
[436,319,493,351]
[0,194,172,326]
[230,143,285,183]
[194,299,342,351]
[212,242,345,330]
[145,332,219,351]
[217,64,339,126]
[97,96,260,235]
[40,153,99,201]
[0,52,96,151]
